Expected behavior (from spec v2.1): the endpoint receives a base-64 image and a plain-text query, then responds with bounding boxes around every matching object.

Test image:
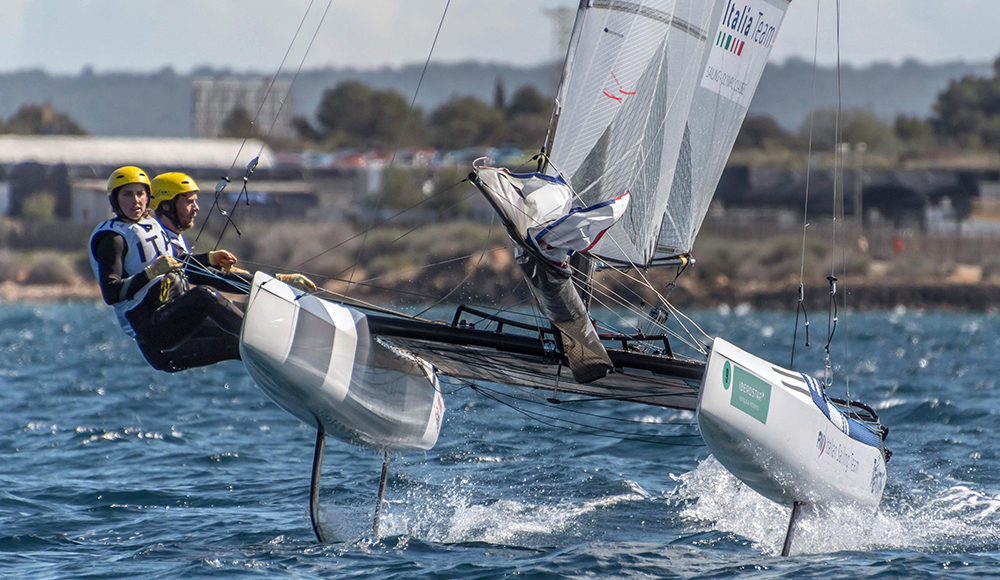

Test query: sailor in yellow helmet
[149,172,315,292]
[89,166,185,338]
[89,166,244,372]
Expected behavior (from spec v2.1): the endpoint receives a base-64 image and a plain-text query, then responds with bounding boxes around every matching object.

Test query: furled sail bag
[471,166,629,383]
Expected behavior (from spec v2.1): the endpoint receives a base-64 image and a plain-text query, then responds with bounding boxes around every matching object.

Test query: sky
[0,1,996,74]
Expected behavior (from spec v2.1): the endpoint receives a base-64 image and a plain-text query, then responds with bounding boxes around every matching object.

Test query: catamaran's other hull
[697,338,887,510]
[240,273,444,451]
[367,315,705,411]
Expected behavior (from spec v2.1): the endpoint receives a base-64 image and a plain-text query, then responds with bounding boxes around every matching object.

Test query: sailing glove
[209,249,238,270]
[276,272,317,293]
[144,255,183,280]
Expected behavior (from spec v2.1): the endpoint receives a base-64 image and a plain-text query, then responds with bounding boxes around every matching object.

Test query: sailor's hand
[276,272,317,292]
[144,255,183,280]
[230,266,251,277]
[209,249,238,270]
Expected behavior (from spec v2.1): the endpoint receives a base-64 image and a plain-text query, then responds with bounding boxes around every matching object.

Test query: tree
[220,107,256,138]
[493,76,506,111]
[499,86,550,149]
[734,115,793,150]
[313,80,417,147]
[505,85,548,118]
[4,104,86,135]
[930,56,1000,148]
[429,96,505,149]
[796,108,897,152]
[893,114,935,149]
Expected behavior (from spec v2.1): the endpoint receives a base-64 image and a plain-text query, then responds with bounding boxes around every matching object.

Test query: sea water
[3,302,1000,578]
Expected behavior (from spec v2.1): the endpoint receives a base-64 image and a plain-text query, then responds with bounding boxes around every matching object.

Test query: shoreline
[2,279,998,311]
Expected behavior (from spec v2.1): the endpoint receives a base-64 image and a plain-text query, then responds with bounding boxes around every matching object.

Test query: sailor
[148,172,317,293]
[89,166,244,372]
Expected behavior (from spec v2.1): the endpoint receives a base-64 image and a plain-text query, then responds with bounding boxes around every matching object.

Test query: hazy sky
[0,1,995,74]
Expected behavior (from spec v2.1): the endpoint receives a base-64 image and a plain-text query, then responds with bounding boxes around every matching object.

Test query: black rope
[789,283,810,368]
[468,383,704,447]
[471,381,700,427]
[824,275,839,384]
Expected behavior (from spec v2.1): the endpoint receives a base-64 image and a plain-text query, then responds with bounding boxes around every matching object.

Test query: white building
[191,77,294,140]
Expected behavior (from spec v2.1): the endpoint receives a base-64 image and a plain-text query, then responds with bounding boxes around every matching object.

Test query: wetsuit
[89,216,245,372]
[135,224,252,371]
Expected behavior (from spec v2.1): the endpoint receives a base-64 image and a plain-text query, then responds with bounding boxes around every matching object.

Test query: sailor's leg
[310,424,327,543]
[134,321,241,372]
[373,450,390,537]
[781,501,803,557]
[137,286,244,352]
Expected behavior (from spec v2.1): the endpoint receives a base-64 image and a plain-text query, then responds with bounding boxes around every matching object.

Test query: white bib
[89,216,175,337]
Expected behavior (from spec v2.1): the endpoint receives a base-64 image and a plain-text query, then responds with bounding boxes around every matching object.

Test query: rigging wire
[790,0,824,369]
[238,258,453,303]
[413,214,496,318]
[194,0,319,246]
[471,380,700,427]
[326,189,479,283]
[292,177,471,270]
[346,0,452,295]
[465,381,703,447]
[213,0,336,250]
[835,0,853,406]
[822,0,845,395]
[543,157,710,351]
[471,168,709,354]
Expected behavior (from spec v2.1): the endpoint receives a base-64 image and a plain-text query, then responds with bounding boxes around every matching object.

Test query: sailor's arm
[92,232,151,305]
[93,233,182,305]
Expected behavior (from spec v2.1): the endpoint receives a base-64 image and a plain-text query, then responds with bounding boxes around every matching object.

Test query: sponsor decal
[815,428,861,482]
[870,457,886,494]
[728,364,771,424]
[700,0,787,107]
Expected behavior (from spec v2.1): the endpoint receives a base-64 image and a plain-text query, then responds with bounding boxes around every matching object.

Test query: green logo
[728,365,771,424]
[722,361,731,389]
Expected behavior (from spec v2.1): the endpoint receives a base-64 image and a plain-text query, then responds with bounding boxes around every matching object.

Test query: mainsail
[546,0,790,266]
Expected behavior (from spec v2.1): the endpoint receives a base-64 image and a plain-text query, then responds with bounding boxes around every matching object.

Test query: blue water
[3,302,1000,578]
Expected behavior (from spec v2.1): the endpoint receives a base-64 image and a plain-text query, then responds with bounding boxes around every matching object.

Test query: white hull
[240,273,444,451]
[697,338,887,510]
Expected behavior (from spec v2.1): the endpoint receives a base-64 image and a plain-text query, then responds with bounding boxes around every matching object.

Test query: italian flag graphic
[715,30,744,56]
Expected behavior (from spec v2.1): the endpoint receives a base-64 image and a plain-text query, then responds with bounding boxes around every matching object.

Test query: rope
[194,0,319,246]
[292,177,469,270]
[413,213,496,318]
[466,381,704,447]
[213,0,336,250]
[347,0,452,294]
[790,0,823,369]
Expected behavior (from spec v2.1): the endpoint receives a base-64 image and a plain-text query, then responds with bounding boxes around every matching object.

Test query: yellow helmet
[150,172,200,210]
[106,166,150,196]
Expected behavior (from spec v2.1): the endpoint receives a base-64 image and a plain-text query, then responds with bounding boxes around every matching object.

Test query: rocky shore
[3,275,998,312]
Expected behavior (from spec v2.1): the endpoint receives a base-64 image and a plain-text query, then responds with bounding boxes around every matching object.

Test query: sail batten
[590,0,709,40]
[547,0,790,266]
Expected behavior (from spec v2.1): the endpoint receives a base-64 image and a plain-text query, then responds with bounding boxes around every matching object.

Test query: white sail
[547,0,790,266]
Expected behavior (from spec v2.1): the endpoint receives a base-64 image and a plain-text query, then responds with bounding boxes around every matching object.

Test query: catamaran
[233,0,890,553]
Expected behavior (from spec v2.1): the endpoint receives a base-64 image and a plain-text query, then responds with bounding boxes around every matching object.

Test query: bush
[21,192,56,221]
[0,250,24,282]
[24,254,76,285]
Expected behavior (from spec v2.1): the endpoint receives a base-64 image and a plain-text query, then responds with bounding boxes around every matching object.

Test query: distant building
[0,135,280,221]
[191,77,294,140]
